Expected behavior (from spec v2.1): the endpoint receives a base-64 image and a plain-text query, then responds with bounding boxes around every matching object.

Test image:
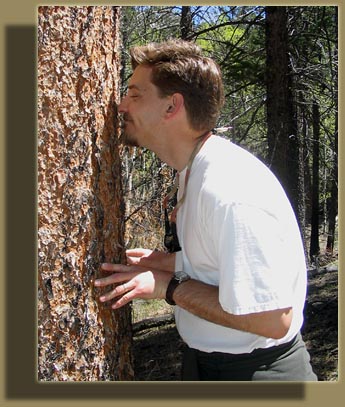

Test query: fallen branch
[133,313,175,334]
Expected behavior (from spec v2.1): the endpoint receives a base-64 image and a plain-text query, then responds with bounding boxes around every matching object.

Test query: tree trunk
[326,111,338,253]
[180,6,193,40]
[326,7,338,253]
[309,101,320,260]
[297,99,309,264]
[265,7,293,195]
[38,6,133,381]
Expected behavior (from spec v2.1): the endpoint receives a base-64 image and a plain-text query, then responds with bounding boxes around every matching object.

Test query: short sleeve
[214,202,293,315]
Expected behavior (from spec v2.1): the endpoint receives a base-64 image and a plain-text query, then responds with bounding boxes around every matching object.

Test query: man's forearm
[173,279,292,339]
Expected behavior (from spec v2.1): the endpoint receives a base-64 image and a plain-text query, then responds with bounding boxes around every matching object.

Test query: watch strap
[165,271,190,305]
[165,278,180,305]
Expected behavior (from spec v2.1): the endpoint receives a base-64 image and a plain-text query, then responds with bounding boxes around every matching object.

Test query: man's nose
[118,96,128,113]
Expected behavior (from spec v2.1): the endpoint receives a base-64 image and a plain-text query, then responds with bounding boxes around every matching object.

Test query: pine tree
[38,6,133,381]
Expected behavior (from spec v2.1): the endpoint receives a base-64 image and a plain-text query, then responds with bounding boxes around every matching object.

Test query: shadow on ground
[133,267,338,381]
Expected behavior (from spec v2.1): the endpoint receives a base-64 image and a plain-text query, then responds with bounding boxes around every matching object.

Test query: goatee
[120,115,139,147]
[122,132,139,147]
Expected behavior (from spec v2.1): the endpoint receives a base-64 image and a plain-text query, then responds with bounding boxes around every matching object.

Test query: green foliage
[119,5,338,253]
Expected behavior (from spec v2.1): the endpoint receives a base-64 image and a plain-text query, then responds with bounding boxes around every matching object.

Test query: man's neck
[157,132,206,172]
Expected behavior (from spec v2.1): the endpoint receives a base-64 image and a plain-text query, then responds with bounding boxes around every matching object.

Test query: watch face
[175,270,190,282]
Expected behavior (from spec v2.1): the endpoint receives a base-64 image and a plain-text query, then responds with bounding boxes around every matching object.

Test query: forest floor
[131,249,338,381]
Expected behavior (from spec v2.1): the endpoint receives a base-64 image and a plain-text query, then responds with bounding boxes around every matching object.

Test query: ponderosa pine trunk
[37,6,133,381]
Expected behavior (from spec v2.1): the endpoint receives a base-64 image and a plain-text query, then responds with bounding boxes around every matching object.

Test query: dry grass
[132,298,174,324]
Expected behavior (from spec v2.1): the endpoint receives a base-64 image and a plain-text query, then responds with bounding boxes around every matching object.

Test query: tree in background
[310,102,321,259]
[119,6,338,263]
[288,6,338,260]
[265,6,295,198]
[38,6,133,381]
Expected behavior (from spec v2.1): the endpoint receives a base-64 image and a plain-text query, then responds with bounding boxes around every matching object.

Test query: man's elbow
[269,307,293,339]
[270,325,290,340]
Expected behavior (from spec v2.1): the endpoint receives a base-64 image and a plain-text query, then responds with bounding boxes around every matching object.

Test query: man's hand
[126,248,176,272]
[94,260,173,309]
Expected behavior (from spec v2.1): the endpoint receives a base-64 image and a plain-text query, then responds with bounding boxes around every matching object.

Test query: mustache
[119,114,133,130]
[122,113,133,122]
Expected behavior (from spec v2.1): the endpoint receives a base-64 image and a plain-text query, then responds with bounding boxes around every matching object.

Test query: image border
[0,1,343,406]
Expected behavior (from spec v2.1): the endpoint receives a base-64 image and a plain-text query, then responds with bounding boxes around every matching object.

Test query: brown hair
[129,39,224,133]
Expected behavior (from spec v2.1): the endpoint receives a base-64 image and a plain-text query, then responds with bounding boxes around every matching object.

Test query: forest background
[120,5,338,380]
[121,5,338,262]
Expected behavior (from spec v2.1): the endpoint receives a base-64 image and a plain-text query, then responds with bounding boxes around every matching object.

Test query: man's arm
[173,278,292,339]
[94,257,292,339]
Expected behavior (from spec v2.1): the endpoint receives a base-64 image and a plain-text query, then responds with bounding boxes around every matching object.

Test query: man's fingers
[100,263,147,273]
[126,249,153,265]
[98,281,135,303]
[111,292,135,309]
[101,263,128,272]
[126,248,152,258]
[94,269,133,287]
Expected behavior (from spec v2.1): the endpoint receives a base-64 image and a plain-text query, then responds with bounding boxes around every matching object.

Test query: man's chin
[122,132,139,147]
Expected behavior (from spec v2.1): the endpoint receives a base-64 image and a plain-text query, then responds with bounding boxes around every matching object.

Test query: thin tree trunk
[326,7,338,254]
[265,7,292,195]
[266,7,306,256]
[38,6,133,381]
[286,73,300,220]
[180,6,193,40]
[309,101,320,260]
[298,99,309,264]
[326,117,338,253]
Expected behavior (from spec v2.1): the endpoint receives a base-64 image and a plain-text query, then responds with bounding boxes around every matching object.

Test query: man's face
[118,65,168,148]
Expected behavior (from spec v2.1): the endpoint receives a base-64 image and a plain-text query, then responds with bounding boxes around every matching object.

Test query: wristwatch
[165,270,191,305]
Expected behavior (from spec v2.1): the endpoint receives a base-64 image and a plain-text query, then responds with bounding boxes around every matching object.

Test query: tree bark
[180,6,193,40]
[326,7,338,254]
[38,6,133,381]
[326,113,338,253]
[310,101,320,260]
[265,7,294,195]
[297,98,309,264]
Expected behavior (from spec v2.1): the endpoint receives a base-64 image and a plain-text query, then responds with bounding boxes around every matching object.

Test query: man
[94,39,317,381]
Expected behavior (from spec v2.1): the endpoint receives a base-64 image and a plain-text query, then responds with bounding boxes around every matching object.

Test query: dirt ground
[302,260,338,381]
[132,254,338,381]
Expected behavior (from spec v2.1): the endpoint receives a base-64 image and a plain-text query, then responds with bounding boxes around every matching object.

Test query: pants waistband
[194,333,299,362]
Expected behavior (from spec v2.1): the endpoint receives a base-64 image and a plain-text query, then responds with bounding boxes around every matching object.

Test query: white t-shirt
[174,135,307,354]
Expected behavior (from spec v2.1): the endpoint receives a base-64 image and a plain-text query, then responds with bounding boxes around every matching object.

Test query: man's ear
[165,93,184,118]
